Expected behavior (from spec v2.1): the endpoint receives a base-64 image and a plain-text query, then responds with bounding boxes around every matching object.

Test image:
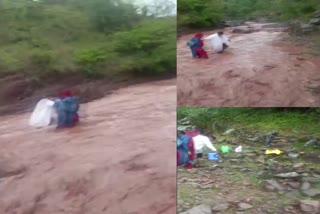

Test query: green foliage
[177,108,320,135]
[0,0,176,79]
[178,0,320,29]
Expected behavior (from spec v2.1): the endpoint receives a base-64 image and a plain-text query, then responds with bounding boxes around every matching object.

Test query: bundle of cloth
[29,90,80,129]
[204,31,231,53]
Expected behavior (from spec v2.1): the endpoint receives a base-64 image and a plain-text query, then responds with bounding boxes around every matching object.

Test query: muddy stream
[177,22,320,107]
[0,79,176,214]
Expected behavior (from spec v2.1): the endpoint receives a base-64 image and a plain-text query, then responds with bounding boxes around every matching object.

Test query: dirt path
[0,79,176,214]
[177,22,320,107]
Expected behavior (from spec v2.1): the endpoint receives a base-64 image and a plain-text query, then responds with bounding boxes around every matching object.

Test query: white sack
[204,33,230,52]
[29,99,55,128]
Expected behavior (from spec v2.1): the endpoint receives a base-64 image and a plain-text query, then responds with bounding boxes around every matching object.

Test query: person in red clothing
[177,131,195,170]
[187,33,209,59]
[194,33,209,59]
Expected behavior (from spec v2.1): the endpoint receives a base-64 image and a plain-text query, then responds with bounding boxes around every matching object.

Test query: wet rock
[261,23,289,28]
[223,128,235,135]
[313,11,320,18]
[237,203,253,210]
[303,189,320,198]
[293,163,305,168]
[212,203,230,212]
[310,18,320,25]
[232,28,254,34]
[257,155,265,164]
[304,139,318,147]
[287,182,300,189]
[301,182,311,191]
[299,200,320,213]
[274,172,300,178]
[265,180,285,191]
[302,177,320,183]
[180,205,212,214]
[224,20,244,27]
[247,136,260,142]
[288,152,300,158]
[302,173,310,177]
[301,24,314,33]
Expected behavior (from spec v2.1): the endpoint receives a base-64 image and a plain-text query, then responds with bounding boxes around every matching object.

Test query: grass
[177,108,320,137]
[0,0,176,79]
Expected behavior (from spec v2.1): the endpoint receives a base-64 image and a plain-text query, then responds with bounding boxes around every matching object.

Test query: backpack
[63,97,79,113]
[177,135,191,152]
[186,39,196,47]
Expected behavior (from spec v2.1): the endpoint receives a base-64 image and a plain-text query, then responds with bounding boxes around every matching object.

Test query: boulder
[180,205,212,214]
[299,200,320,213]
[274,172,300,178]
[313,11,320,18]
[303,189,320,198]
[310,18,320,25]
[212,203,230,212]
[265,180,285,191]
[300,24,314,33]
[237,203,253,211]
[224,20,244,27]
[231,28,255,34]
[301,182,311,191]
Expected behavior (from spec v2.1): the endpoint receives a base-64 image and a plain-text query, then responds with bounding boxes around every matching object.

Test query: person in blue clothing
[177,131,195,170]
[186,33,208,59]
[53,90,80,128]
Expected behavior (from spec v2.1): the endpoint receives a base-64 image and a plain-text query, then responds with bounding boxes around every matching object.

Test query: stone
[232,28,254,34]
[305,139,318,147]
[223,128,236,135]
[302,177,320,183]
[288,152,300,158]
[237,203,253,210]
[224,20,244,27]
[303,189,320,198]
[261,23,289,29]
[293,163,305,168]
[247,136,260,142]
[212,203,230,212]
[310,18,320,25]
[313,11,320,18]
[300,24,314,33]
[287,182,300,189]
[180,205,212,214]
[299,200,320,213]
[274,172,300,178]
[301,182,311,190]
[265,180,285,191]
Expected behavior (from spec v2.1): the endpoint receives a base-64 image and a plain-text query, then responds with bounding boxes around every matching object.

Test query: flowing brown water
[177,23,320,107]
[0,79,176,214]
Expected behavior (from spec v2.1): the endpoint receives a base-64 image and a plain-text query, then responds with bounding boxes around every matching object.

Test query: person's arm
[203,137,217,152]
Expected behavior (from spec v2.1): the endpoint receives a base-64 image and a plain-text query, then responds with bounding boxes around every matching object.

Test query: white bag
[204,33,230,52]
[235,145,242,153]
[29,99,55,128]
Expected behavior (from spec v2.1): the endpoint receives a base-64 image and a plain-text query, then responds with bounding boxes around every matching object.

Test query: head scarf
[194,33,203,39]
[59,90,73,98]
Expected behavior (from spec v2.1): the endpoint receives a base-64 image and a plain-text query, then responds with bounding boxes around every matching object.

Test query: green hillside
[0,0,176,79]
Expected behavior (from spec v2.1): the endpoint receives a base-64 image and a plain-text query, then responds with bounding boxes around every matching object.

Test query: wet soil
[177,22,320,107]
[0,79,176,214]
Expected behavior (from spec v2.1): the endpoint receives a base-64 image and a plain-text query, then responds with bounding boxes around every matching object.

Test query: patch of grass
[0,0,176,79]
[177,108,320,137]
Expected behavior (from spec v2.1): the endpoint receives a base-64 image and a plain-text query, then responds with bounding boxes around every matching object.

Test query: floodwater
[177,23,320,107]
[0,79,176,214]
